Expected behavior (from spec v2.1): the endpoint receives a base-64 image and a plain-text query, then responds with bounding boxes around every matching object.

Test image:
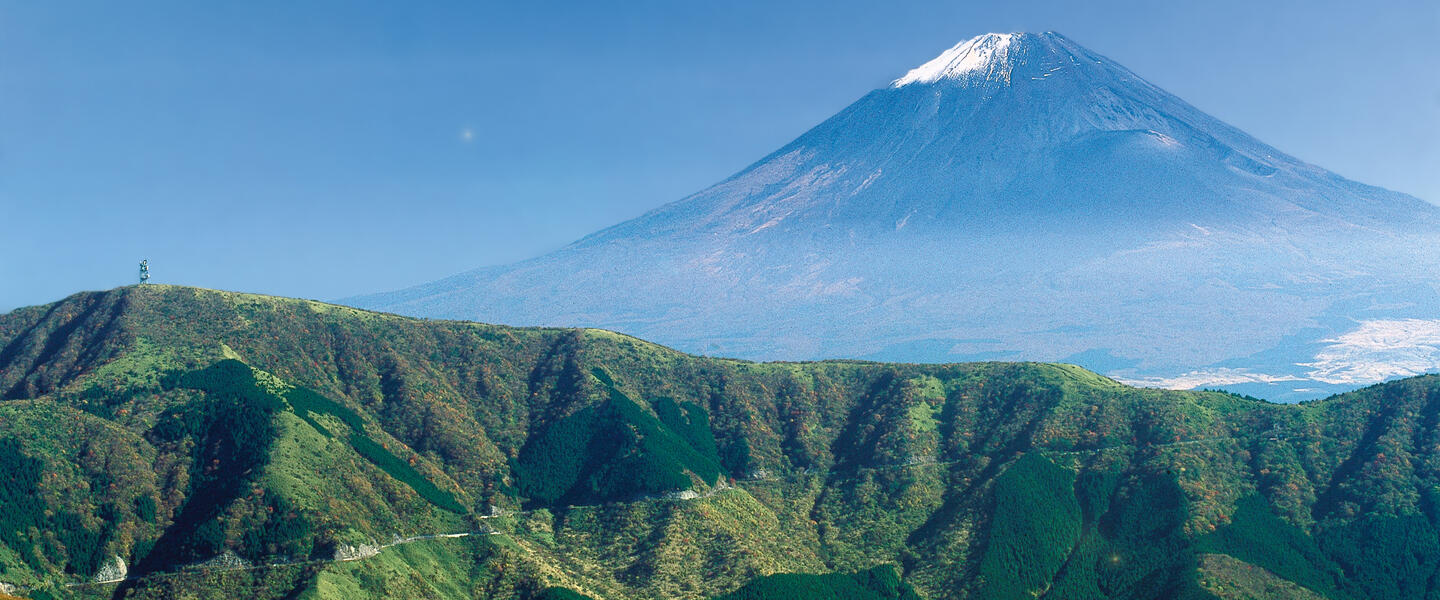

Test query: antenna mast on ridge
[139,259,150,285]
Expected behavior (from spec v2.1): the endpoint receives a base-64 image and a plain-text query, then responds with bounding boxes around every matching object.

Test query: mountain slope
[5,285,1440,598]
[347,32,1440,401]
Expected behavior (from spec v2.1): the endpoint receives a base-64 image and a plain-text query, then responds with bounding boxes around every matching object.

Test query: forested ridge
[2,285,1439,599]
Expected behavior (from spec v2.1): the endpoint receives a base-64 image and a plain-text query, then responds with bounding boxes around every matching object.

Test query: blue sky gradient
[2,0,1436,312]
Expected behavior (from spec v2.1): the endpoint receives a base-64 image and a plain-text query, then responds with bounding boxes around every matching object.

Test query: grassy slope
[2,285,1440,599]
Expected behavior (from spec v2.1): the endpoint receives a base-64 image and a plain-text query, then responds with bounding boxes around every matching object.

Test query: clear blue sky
[3,0,1437,312]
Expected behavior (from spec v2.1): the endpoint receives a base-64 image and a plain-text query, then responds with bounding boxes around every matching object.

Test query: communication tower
[139,260,150,285]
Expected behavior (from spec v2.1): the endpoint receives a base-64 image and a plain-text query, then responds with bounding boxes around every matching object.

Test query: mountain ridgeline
[3,285,1440,599]
[348,32,1440,401]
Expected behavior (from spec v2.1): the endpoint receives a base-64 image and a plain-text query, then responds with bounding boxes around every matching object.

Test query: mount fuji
[347,32,1440,401]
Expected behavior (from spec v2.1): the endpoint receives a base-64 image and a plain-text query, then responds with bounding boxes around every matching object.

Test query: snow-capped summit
[892,32,1017,86]
[890,31,1121,89]
[348,32,1440,402]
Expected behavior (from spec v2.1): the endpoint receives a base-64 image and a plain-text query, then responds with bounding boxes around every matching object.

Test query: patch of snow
[852,168,883,195]
[896,210,916,230]
[893,33,1016,87]
[1149,130,1181,147]
[749,216,785,234]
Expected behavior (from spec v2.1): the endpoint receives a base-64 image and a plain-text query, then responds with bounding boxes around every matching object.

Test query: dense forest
[2,285,1440,599]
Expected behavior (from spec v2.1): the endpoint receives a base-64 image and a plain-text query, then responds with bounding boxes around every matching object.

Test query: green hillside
[2,285,1439,599]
